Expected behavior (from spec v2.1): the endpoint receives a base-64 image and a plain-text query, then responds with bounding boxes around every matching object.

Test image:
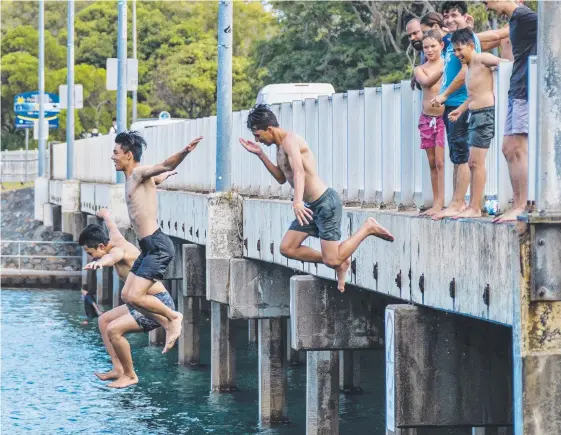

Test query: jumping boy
[414,30,446,216]
[239,104,394,293]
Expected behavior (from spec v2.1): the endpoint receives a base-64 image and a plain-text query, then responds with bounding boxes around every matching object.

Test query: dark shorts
[130,228,175,281]
[288,188,342,241]
[127,291,175,332]
[468,106,495,149]
[444,105,470,165]
[504,97,529,135]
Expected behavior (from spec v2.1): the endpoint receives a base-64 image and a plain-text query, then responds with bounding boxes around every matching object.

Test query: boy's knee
[107,323,122,342]
[322,256,342,269]
[279,242,294,258]
[99,312,110,328]
[435,158,445,171]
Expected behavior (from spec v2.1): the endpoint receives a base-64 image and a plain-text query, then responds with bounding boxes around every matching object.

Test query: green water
[2,289,390,434]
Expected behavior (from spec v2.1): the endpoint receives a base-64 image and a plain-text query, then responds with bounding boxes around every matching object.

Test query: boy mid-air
[239,104,394,293]
[80,208,174,389]
[447,28,505,219]
[414,30,446,216]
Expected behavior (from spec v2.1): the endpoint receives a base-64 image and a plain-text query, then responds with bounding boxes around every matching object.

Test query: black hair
[78,224,109,248]
[451,27,475,46]
[421,12,445,29]
[423,29,443,44]
[441,1,468,15]
[115,130,146,162]
[246,104,279,131]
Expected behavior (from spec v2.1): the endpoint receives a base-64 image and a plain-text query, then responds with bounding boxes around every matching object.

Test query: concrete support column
[43,203,54,228]
[52,204,62,231]
[258,318,288,425]
[284,319,303,365]
[178,296,201,366]
[149,327,165,346]
[385,305,512,434]
[307,350,339,435]
[112,268,123,308]
[210,301,236,391]
[248,319,258,345]
[61,179,81,238]
[96,266,113,306]
[34,177,49,221]
[339,350,361,394]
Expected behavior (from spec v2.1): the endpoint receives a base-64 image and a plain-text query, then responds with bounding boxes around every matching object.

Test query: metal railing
[0,240,82,272]
[1,149,50,183]
[50,59,539,211]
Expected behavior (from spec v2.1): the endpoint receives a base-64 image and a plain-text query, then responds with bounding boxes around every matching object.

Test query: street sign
[14,91,59,129]
[59,84,84,109]
[159,111,171,120]
[106,58,139,91]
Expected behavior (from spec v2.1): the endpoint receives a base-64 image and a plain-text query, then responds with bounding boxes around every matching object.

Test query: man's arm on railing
[97,208,123,240]
[239,138,287,184]
[136,136,203,181]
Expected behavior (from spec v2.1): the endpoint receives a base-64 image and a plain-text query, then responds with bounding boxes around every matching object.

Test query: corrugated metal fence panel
[400,81,415,205]
[364,87,382,203]
[317,95,333,190]
[346,90,365,203]
[381,84,396,204]
[527,56,538,203]
[331,93,348,200]
[278,103,293,199]
[497,61,514,210]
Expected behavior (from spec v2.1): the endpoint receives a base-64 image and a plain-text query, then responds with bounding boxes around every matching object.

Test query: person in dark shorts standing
[81,286,102,325]
[239,104,394,293]
[484,1,537,223]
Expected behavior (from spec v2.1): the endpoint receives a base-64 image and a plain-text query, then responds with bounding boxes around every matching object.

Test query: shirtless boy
[239,104,394,293]
[447,28,504,219]
[414,30,445,216]
[80,208,173,388]
[111,130,203,355]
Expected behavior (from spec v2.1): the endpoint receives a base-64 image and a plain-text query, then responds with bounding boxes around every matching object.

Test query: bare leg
[106,314,143,389]
[453,147,488,219]
[494,134,528,223]
[122,274,182,354]
[95,305,130,380]
[279,230,322,263]
[433,162,470,220]
[420,147,445,216]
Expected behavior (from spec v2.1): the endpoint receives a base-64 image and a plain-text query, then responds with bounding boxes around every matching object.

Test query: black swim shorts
[468,106,495,149]
[288,188,342,241]
[130,228,175,281]
[127,291,175,332]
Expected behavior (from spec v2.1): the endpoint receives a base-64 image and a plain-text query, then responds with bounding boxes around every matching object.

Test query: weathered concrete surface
[229,259,293,319]
[307,351,339,435]
[96,266,113,306]
[52,204,62,231]
[258,318,288,425]
[112,268,124,308]
[249,319,258,345]
[62,211,86,241]
[61,179,81,216]
[86,215,102,226]
[284,319,304,365]
[178,295,201,366]
[290,275,387,350]
[43,203,54,228]
[34,177,49,221]
[513,228,561,435]
[339,350,361,394]
[386,305,512,429]
[210,301,236,391]
[149,327,165,345]
[182,244,205,297]
[206,192,243,304]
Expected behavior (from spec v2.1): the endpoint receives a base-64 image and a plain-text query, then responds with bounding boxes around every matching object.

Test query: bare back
[109,234,141,280]
[466,54,495,110]
[418,59,445,116]
[126,167,159,239]
[276,132,328,203]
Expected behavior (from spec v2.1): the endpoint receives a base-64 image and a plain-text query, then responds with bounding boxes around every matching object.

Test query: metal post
[491,16,499,57]
[215,1,233,192]
[25,129,29,182]
[132,0,137,123]
[116,0,127,184]
[38,0,46,177]
[66,0,75,180]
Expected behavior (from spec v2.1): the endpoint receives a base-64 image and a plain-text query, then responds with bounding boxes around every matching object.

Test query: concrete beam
[258,318,288,425]
[229,259,293,319]
[307,351,339,435]
[385,305,512,432]
[182,244,205,297]
[290,275,386,350]
[210,301,236,391]
[178,295,201,366]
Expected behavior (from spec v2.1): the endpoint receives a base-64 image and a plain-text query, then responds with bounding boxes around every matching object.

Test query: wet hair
[421,12,445,29]
[246,104,279,131]
[423,29,443,44]
[78,224,109,248]
[451,27,475,46]
[441,1,468,15]
[115,130,146,162]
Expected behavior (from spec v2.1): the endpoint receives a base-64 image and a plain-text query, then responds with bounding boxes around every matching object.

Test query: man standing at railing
[240,104,395,293]
[484,0,537,223]
[111,130,203,355]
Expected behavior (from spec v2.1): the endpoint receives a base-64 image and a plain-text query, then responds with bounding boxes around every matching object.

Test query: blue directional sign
[14,91,60,129]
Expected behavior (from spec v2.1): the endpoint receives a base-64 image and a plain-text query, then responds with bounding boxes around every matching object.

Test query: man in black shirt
[484,1,537,223]
[81,287,102,325]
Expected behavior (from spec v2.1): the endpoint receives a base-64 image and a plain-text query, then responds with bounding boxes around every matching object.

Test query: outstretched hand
[239,138,263,156]
[162,171,178,181]
[293,201,313,226]
[185,136,203,153]
[84,261,103,270]
[97,208,110,219]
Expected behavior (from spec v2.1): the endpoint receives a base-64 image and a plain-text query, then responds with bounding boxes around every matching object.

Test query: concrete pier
[149,327,165,345]
[284,319,303,365]
[210,301,236,391]
[258,318,288,425]
[339,351,361,394]
[112,268,123,308]
[52,204,62,231]
[63,211,86,242]
[307,350,339,435]
[385,305,512,434]
[248,319,258,345]
[96,266,113,306]
[178,296,201,366]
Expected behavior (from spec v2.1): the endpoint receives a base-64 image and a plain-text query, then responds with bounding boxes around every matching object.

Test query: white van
[256,83,335,105]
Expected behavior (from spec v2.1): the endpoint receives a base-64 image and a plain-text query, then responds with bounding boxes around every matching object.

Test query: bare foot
[107,374,138,389]
[432,204,466,221]
[493,208,524,224]
[162,312,183,354]
[364,217,395,242]
[335,257,351,293]
[420,205,444,217]
[95,370,122,381]
[451,207,482,219]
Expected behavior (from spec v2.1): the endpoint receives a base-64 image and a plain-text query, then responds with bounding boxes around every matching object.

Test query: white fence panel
[400,81,415,206]
[527,56,538,203]
[317,95,333,190]
[364,87,382,204]
[497,61,514,211]
[278,103,293,199]
[0,149,46,183]
[52,142,67,180]
[331,93,348,200]
[381,84,397,204]
[346,90,365,203]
